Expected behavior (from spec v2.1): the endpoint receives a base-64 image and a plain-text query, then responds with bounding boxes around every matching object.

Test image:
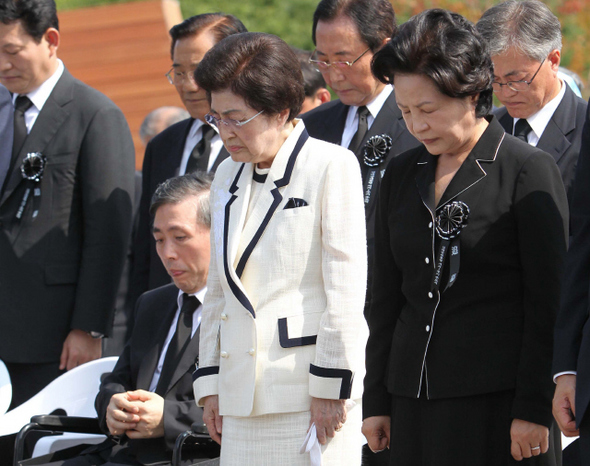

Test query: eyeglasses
[205,110,264,129]
[492,58,545,92]
[166,67,197,85]
[309,47,371,73]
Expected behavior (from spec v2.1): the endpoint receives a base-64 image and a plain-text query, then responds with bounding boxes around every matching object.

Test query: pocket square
[284,197,308,209]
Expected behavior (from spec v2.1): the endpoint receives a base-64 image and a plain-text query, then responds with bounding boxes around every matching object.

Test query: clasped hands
[105,390,165,439]
[362,416,549,461]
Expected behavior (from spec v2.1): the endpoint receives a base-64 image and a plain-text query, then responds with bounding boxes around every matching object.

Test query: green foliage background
[55,0,590,88]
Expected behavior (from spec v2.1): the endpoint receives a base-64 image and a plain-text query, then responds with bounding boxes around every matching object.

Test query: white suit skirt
[219,400,363,465]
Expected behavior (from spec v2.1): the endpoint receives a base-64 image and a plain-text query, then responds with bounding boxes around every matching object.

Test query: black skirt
[388,390,561,466]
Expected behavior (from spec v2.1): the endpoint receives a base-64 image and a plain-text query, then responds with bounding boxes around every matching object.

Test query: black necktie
[156,294,199,395]
[514,119,532,143]
[186,124,215,173]
[12,95,33,160]
[348,106,370,154]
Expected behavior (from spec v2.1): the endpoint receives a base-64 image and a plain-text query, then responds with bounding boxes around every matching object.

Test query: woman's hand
[203,395,223,445]
[510,418,549,460]
[310,397,347,445]
[362,416,390,453]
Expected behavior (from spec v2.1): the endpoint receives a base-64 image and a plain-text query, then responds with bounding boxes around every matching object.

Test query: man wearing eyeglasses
[477,0,587,204]
[302,1,419,465]
[129,14,246,321]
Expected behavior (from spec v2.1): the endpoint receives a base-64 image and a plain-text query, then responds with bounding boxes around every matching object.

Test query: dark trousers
[388,390,561,466]
[6,361,65,409]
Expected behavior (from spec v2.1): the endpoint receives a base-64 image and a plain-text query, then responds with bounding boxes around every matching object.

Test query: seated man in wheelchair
[24,173,218,465]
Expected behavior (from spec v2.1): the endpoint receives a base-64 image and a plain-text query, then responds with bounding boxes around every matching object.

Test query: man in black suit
[302,0,419,307]
[553,102,590,461]
[129,14,246,312]
[0,0,134,408]
[0,84,13,191]
[27,173,216,465]
[476,0,587,203]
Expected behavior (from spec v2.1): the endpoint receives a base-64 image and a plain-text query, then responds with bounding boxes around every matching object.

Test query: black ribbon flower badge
[16,152,47,222]
[431,201,470,293]
[363,134,392,168]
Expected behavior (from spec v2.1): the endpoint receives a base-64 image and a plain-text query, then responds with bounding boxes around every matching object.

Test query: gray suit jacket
[0,68,135,363]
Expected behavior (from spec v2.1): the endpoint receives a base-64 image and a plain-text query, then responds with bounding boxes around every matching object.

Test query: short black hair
[292,47,327,97]
[372,9,493,118]
[150,172,213,228]
[195,32,305,122]
[169,13,247,59]
[312,0,395,52]
[0,0,59,42]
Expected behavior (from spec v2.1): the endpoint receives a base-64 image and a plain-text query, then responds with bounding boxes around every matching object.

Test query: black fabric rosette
[431,201,470,293]
[362,134,392,208]
[16,152,46,221]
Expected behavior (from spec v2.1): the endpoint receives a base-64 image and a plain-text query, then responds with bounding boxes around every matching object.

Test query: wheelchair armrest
[28,415,102,434]
[172,422,219,466]
[14,416,103,465]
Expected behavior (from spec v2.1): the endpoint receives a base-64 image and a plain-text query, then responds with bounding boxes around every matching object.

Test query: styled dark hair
[312,0,396,52]
[372,9,493,118]
[0,0,59,42]
[150,172,213,228]
[292,47,327,97]
[195,32,305,121]
[169,13,247,59]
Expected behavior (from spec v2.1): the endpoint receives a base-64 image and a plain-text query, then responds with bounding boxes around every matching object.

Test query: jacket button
[428,292,433,299]
[426,325,431,332]
[428,222,433,228]
[248,348,255,356]
[220,313,227,321]
[220,351,229,358]
[425,257,430,264]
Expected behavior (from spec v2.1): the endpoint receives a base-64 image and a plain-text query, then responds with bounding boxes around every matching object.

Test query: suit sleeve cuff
[309,364,353,400]
[192,366,219,407]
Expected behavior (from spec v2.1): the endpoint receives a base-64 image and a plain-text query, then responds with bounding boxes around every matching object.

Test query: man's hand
[59,329,101,371]
[310,398,347,445]
[362,416,390,453]
[510,419,549,461]
[203,395,222,445]
[124,390,165,439]
[553,374,579,437]
[105,392,140,437]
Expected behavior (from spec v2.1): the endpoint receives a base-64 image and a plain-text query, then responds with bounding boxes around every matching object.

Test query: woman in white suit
[191,32,368,465]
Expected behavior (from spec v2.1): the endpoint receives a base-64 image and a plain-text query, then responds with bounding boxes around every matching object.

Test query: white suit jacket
[193,121,368,417]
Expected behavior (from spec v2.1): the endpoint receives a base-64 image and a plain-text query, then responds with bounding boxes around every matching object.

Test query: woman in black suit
[361,9,569,465]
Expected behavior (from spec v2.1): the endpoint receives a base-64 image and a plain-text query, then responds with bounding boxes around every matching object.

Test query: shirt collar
[350,84,393,120]
[514,79,566,140]
[176,286,207,309]
[14,59,64,112]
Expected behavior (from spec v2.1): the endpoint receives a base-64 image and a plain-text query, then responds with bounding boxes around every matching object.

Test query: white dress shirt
[340,85,393,149]
[512,79,566,147]
[13,59,64,133]
[148,286,206,392]
[178,119,224,174]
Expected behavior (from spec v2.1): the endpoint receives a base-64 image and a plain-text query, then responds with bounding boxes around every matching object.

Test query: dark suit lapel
[438,118,505,209]
[496,107,513,134]
[167,118,194,177]
[1,71,74,205]
[136,297,178,390]
[537,85,577,165]
[415,151,437,215]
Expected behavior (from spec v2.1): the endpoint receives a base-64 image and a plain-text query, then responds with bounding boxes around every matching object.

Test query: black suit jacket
[495,84,587,203]
[364,117,568,428]
[94,283,205,464]
[553,99,590,426]
[302,90,419,304]
[0,69,135,363]
[0,84,13,189]
[129,119,228,309]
